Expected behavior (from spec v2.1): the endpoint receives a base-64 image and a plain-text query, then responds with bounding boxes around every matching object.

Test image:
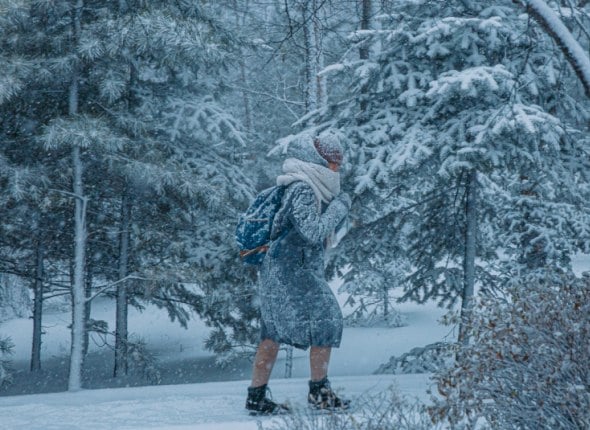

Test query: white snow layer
[0,286,451,430]
[0,374,432,430]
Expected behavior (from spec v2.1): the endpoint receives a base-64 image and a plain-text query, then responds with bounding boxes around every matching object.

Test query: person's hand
[336,192,352,210]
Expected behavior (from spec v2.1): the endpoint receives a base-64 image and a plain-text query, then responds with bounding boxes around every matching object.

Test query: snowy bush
[375,342,454,375]
[263,386,439,430]
[0,335,14,389]
[431,271,590,429]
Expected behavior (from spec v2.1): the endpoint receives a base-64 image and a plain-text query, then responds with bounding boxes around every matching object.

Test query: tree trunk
[30,241,44,372]
[312,0,326,107]
[284,346,293,378]
[114,192,131,378]
[239,62,252,133]
[359,0,372,118]
[302,1,317,111]
[382,283,389,318]
[359,0,372,60]
[112,1,135,377]
[234,0,252,132]
[302,0,325,110]
[82,255,93,357]
[68,0,86,392]
[458,169,477,347]
[69,144,87,392]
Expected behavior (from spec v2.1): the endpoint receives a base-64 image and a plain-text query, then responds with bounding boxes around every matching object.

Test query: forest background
[1,1,590,428]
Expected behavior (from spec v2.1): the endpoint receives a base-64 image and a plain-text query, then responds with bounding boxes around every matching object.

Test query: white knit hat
[286,130,344,167]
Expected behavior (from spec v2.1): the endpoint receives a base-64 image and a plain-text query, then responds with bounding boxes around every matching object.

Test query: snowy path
[0,285,453,429]
[0,374,433,430]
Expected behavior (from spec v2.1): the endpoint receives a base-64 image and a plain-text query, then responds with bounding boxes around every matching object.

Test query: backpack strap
[269,181,302,241]
[239,245,269,259]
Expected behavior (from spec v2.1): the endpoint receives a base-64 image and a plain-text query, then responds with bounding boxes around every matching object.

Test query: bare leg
[308,346,348,410]
[310,346,331,381]
[251,339,280,387]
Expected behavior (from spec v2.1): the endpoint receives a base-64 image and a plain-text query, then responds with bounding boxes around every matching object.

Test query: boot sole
[247,407,291,416]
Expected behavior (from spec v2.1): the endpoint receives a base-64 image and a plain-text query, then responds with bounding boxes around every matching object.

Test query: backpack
[236,185,287,265]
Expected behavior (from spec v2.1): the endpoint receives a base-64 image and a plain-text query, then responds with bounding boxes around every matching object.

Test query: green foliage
[303,0,590,307]
[41,116,127,151]
[0,0,260,365]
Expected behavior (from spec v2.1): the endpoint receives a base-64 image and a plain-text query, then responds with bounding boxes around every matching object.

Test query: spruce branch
[515,0,590,97]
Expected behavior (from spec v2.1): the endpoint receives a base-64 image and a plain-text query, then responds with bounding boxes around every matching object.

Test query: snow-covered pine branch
[517,0,590,96]
[41,116,127,152]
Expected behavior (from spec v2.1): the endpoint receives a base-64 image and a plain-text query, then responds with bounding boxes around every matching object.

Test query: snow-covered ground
[0,284,452,429]
[0,374,434,430]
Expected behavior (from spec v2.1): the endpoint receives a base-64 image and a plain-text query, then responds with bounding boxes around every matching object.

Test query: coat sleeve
[287,183,348,245]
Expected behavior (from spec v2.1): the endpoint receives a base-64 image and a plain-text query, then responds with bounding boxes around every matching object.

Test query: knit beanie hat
[314,129,344,165]
[285,130,344,167]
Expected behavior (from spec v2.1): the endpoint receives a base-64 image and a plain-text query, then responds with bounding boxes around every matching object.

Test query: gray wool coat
[258,181,349,350]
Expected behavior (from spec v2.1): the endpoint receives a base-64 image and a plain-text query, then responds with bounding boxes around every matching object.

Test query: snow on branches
[517,0,590,97]
[432,270,590,429]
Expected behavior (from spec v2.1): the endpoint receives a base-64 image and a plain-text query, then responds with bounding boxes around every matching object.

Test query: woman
[245,130,352,415]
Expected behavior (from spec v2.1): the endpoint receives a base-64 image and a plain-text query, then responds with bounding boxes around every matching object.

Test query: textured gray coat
[258,181,349,349]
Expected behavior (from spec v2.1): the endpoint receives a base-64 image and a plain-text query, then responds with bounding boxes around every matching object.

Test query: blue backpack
[236,185,287,265]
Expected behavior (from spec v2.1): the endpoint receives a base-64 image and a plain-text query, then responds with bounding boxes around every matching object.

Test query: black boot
[246,384,290,416]
[308,377,350,411]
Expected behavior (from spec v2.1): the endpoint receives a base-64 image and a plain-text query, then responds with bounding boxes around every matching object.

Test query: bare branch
[85,275,150,303]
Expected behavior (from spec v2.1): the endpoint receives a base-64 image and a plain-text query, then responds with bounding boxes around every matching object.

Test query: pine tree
[75,0,256,377]
[299,0,590,333]
[0,1,72,374]
[0,0,259,385]
[516,0,590,96]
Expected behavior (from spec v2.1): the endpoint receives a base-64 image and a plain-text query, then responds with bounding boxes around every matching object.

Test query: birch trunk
[234,0,252,132]
[302,0,325,110]
[458,169,477,347]
[114,192,131,378]
[69,145,87,391]
[302,1,317,111]
[312,0,326,107]
[68,0,87,392]
[30,241,44,372]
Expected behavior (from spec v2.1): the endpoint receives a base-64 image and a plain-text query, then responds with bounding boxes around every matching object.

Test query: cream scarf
[276,158,340,209]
